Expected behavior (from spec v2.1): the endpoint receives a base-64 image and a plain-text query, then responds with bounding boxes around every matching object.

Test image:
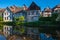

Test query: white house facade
[27,10,40,22]
[27,2,41,22]
[42,7,52,17]
[53,4,60,13]
[53,5,60,21]
[3,7,13,22]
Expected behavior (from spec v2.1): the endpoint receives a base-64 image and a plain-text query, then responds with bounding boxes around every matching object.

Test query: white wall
[43,12,51,17]
[54,8,60,13]
[3,9,13,22]
[27,10,40,22]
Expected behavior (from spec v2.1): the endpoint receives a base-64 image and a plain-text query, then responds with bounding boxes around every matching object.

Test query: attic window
[36,7,38,10]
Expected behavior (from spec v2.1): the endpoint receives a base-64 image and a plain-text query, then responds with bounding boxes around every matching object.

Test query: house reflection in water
[3,25,13,37]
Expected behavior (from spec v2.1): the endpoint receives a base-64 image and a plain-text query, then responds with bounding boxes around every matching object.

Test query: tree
[14,16,25,26]
[19,16,25,23]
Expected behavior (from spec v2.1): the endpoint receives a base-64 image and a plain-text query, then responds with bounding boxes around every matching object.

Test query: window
[7,17,8,20]
[5,27,6,30]
[32,11,34,15]
[5,12,8,15]
[7,12,8,15]
[5,13,6,15]
[7,27,8,30]
[5,17,6,20]
[33,17,38,21]
[5,32,6,34]
[36,7,38,10]
[34,11,36,15]
[7,32,8,35]
[28,12,31,15]
[36,11,38,15]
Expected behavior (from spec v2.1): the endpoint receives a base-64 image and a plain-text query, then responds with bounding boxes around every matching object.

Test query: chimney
[23,4,27,10]
[12,5,17,11]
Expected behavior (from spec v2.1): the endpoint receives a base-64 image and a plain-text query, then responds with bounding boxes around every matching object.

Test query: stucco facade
[27,10,40,22]
[3,7,13,22]
[42,7,52,17]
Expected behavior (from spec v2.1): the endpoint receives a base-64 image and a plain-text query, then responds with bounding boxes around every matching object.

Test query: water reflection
[39,33,55,40]
[3,25,13,37]
[0,25,59,40]
[0,35,6,40]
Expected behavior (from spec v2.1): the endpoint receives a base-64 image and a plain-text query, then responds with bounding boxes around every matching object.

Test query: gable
[28,2,40,10]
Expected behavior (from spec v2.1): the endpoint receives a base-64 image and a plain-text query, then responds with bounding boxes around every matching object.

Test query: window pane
[5,17,6,20]
[7,17,8,20]
[5,13,6,15]
[7,12,8,15]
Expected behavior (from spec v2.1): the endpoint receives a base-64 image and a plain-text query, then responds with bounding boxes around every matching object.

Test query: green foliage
[0,16,3,21]
[24,21,60,27]
[14,16,25,26]
[14,26,25,34]
[39,17,52,21]
[2,22,13,25]
[19,27,25,34]
[15,21,22,26]
[0,25,3,30]
[19,16,25,22]
[51,13,58,21]
[0,22,3,30]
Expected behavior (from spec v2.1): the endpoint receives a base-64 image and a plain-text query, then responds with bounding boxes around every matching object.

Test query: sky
[0,0,60,10]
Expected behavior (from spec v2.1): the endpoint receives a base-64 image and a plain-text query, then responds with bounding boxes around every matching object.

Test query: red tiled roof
[0,9,5,13]
[9,5,28,13]
[9,5,23,13]
[52,4,60,11]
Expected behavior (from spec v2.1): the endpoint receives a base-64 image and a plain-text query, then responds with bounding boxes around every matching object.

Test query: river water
[0,25,59,40]
[0,35,6,40]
